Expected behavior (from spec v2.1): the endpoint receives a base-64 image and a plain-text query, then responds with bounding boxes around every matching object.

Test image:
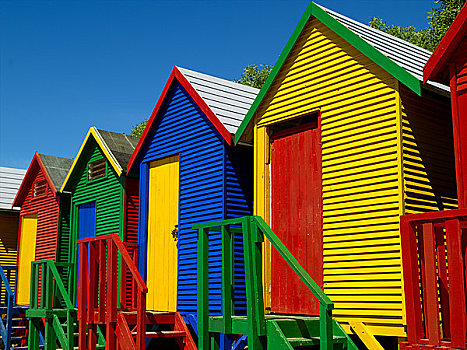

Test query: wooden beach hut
[127,66,257,320]
[60,127,139,300]
[12,153,73,305]
[234,2,457,347]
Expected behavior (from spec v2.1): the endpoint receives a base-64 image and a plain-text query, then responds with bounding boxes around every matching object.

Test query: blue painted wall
[135,81,252,317]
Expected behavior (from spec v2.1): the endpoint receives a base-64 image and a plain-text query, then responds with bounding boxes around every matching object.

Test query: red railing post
[136,290,146,350]
[98,240,106,322]
[78,235,147,350]
[400,216,424,344]
[422,222,441,345]
[78,242,88,350]
[446,218,467,348]
[435,226,450,339]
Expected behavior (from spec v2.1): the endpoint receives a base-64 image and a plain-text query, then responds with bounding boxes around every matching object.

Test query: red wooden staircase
[77,234,196,350]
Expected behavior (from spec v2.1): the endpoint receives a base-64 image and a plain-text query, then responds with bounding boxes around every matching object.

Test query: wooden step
[288,337,319,347]
[120,310,176,325]
[12,325,27,330]
[131,330,186,338]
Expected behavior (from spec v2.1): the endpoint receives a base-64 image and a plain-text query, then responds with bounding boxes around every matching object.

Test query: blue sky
[1,0,434,169]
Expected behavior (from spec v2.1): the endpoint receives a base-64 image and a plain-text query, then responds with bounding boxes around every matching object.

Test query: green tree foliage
[234,64,273,89]
[130,119,148,137]
[129,64,273,137]
[369,0,466,51]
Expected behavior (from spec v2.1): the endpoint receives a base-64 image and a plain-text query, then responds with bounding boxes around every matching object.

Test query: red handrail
[400,209,467,349]
[77,234,147,350]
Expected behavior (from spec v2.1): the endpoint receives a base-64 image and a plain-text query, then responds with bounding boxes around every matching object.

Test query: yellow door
[17,214,37,305]
[147,155,179,311]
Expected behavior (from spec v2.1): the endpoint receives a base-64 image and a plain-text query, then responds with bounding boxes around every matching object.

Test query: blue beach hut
[127,67,258,323]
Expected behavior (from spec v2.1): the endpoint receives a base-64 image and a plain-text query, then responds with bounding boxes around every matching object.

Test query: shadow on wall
[0,213,19,259]
[401,86,458,212]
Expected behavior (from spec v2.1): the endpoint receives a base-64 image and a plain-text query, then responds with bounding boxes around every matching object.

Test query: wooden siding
[400,86,457,213]
[0,213,18,266]
[70,138,124,239]
[69,139,125,297]
[225,146,253,315]
[57,194,71,264]
[253,18,405,336]
[137,82,250,317]
[124,177,139,245]
[18,166,60,262]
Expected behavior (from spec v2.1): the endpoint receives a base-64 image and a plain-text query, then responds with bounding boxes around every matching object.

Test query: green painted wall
[68,138,125,301]
[70,139,124,240]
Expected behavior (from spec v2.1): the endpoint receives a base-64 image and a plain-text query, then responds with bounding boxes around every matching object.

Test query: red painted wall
[124,176,139,245]
[122,176,139,306]
[450,35,467,208]
[17,164,59,262]
[270,122,323,315]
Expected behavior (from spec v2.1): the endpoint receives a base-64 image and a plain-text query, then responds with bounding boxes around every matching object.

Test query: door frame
[268,112,323,314]
[70,199,97,303]
[17,213,38,305]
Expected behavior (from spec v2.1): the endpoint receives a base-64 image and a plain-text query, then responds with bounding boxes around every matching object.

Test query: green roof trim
[234,2,422,145]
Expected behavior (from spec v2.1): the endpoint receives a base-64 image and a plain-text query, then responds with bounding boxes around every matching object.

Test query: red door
[271,121,323,315]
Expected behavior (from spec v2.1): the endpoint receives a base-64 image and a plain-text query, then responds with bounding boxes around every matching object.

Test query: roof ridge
[318,4,434,56]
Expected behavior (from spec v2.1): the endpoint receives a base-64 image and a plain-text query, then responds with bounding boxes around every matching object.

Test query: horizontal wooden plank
[324,252,401,262]
[323,224,400,236]
[324,258,401,269]
[324,266,402,275]
[324,273,401,282]
[329,295,402,302]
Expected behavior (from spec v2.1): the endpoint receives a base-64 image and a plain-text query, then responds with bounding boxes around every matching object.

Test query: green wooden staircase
[193,216,358,350]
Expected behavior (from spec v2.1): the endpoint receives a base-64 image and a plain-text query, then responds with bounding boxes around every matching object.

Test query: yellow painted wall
[17,214,37,305]
[0,213,19,266]
[147,156,179,311]
[253,18,406,336]
[400,86,457,213]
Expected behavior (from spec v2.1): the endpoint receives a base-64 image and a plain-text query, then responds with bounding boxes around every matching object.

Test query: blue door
[78,202,96,240]
[77,202,95,305]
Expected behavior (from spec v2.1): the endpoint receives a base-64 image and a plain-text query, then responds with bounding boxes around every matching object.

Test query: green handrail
[194,215,335,350]
[254,216,333,308]
[28,260,75,350]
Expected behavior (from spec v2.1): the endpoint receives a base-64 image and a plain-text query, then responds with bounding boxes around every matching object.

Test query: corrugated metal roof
[38,154,74,191]
[321,5,450,92]
[96,129,140,171]
[177,67,260,134]
[0,166,26,210]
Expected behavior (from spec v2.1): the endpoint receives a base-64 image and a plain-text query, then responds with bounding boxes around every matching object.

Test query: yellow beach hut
[235,2,457,347]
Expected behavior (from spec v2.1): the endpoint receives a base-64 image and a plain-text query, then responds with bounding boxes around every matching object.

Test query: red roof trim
[424,2,467,83]
[127,66,232,173]
[12,153,57,208]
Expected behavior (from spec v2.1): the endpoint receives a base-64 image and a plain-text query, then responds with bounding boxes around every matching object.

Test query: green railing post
[28,260,75,350]
[197,227,209,350]
[319,303,333,350]
[28,318,41,349]
[221,225,232,334]
[254,216,335,348]
[242,217,265,350]
[44,263,56,350]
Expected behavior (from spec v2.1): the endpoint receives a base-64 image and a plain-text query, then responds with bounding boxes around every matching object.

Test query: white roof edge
[316,3,450,93]
[319,4,434,56]
[176,66,260,94]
